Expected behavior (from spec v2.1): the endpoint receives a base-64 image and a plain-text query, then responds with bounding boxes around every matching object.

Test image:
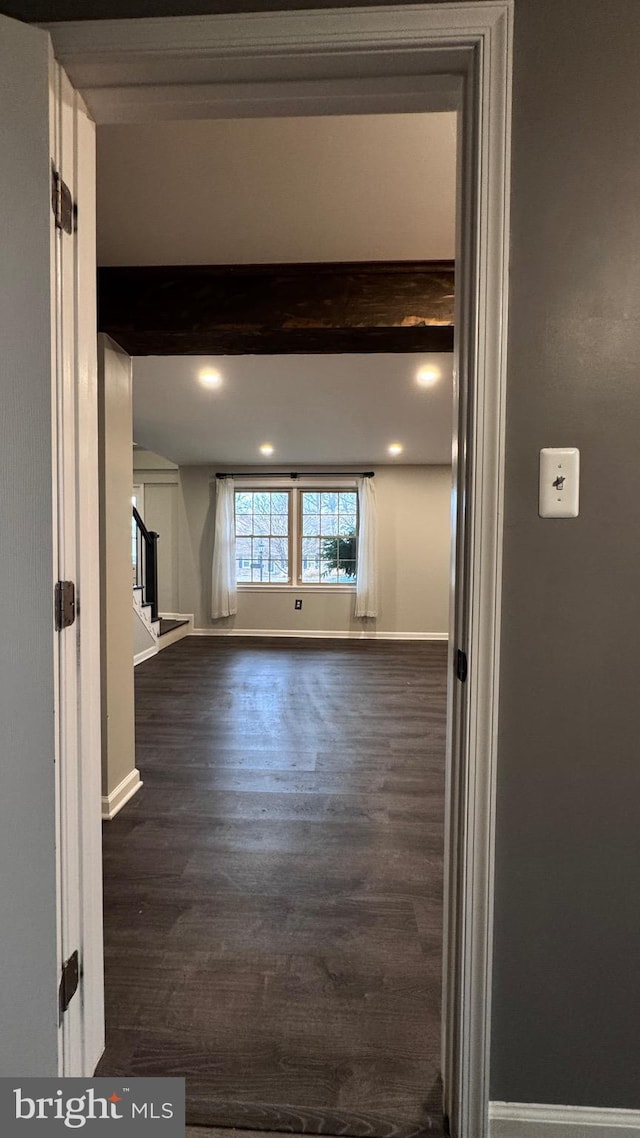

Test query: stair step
[159,618,189,637]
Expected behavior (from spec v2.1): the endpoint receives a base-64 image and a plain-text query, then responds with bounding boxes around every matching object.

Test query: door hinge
[59,949,80,1019]
[55,580,76,631]
[456,648,468,683]
[51,163,75,235]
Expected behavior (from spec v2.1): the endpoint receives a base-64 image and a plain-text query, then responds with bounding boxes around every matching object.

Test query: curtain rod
[215,471,374,480]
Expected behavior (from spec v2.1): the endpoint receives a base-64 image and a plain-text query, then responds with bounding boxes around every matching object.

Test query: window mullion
[291,487,298,585]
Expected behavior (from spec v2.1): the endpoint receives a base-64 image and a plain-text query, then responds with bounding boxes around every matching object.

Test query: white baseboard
[490,1102,640,1138]
[192,627,448,641]
[134,644,158,666]
[102,768,143,821]
[135,617,194,663]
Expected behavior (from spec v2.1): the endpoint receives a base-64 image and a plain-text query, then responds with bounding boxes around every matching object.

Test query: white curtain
[211,477,237,619]
[355,476,378,618]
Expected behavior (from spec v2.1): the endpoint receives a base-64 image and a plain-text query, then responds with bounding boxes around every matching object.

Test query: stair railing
[133,506,159,623]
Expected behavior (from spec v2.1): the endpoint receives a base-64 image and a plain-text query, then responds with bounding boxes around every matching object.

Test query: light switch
[539,448,579,518]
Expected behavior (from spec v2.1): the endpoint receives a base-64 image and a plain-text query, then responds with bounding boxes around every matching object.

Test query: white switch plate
[539,447,580,518]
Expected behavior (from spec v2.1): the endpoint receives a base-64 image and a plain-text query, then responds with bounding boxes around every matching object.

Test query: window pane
[338,559,357,580]
[232,492,292,583]
[268,538,289,582]
[295,489,359,585]
[271,492,289,515]
[270,536,289,560]
[235,492,253,513]
[339,491,357,513]
[253,491,271,515]
[320,513,339,536]
[321,563,339,583]
[250,538,267,582]
[302,559,321,582]
[338,514,356,536]
[320,492,338,513]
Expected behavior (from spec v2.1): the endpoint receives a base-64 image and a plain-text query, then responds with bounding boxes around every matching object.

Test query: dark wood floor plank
[97,637,447,1137]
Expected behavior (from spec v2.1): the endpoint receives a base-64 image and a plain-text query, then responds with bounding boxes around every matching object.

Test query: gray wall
[0,15,58,1075]
[4,0,640,1111]
[492,0,640,1109]
[179,465,451,635]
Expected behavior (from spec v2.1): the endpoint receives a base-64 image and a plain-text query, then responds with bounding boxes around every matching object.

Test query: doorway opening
[94,99,457,1138]
[43,8,512,1137]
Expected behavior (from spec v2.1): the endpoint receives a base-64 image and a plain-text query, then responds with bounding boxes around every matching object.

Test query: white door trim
[50,54,104,1078]
[45,7,513,1135]
[73,89,105,1078]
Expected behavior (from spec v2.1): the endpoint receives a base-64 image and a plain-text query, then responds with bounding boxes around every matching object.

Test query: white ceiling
[132,353,453,466]
[97,112,456,265]
[108,114,456,466]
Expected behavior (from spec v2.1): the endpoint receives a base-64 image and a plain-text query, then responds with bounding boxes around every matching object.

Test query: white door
[0,13,102,1078]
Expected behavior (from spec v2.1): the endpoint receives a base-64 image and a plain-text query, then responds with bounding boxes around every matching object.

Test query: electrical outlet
[294,599,302,610]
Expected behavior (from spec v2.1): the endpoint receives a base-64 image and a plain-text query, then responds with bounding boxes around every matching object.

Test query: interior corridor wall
[98,335,136,802]
[490,0,640,1110]
[177,463,451,636]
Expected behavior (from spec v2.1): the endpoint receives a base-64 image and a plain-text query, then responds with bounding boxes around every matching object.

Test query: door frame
[50,51,104,1079]
[46,5,512,1135]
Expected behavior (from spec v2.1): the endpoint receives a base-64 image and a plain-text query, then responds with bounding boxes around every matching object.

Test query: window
[300,490,358,583]
[235,490,290,583]
[234,487,358,586]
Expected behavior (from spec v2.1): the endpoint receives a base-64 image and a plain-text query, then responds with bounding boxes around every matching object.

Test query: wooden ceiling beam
[97,261,454,355]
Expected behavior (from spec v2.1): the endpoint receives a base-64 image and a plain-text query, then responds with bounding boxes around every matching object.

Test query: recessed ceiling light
[259,443,274,456]
[388,443,403,456]
[416,366,440,387]
[199,369,222,388]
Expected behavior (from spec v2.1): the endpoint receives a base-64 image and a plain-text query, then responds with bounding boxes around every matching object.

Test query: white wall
[133,606,155,657]
[177,464,451,637]
[145,484,179,613]
[98,113,456,266]
[98,336,136,798]
[133,449,180,613]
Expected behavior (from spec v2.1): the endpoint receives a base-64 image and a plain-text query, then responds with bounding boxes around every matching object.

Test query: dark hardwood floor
[97,636,447,1137]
